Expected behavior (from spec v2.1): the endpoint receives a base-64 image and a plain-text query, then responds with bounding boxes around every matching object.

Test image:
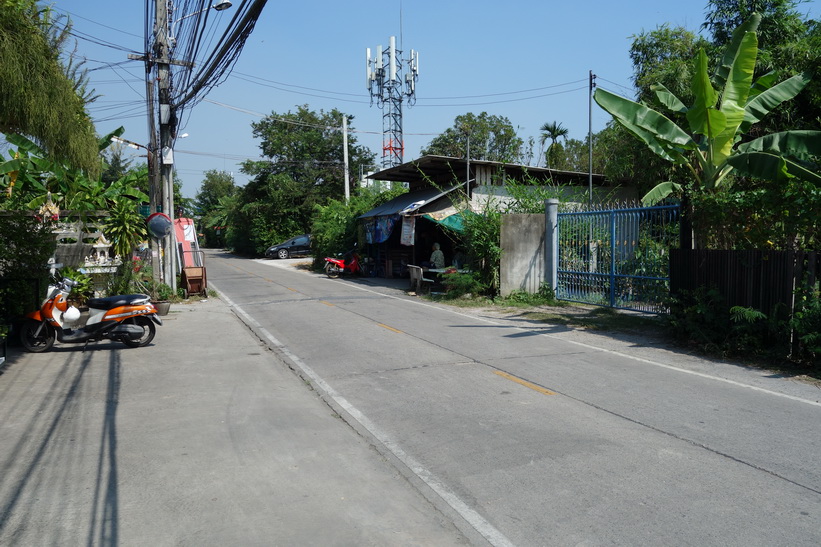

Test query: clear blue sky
[53,0,820,200]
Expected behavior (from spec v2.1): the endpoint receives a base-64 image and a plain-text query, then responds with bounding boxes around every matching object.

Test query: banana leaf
[736,131,821,163]
[594,88,693,163]
[652,84,688,114]
[727,151,821,184]
[713,31,758,165]
[641,181,683,206]
[748,70,778,101]
[714,13,761,90]
[686,50,722,138]
[98,126,125,152]
[740,72,811,134]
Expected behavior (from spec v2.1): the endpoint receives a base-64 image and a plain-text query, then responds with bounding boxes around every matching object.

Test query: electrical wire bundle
[144,0,268,131]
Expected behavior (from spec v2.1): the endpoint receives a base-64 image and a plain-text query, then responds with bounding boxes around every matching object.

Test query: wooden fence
[670,249,820,317]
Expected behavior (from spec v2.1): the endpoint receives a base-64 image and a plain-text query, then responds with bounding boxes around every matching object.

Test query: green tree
[539,121,569,168]
[707,1,820,136]
[703,0,807,58]
[101,144,134,186]
[630,25,711,108]
[421,112,525,163]
[595,14,819,247]
[0,131,147,212]
[0,212,57,324]
[233,106,375,255]
[194,169,236,214]
[104,199,147,258]
[310,186,406,269]
[0,0,98,173]
[201,194,236,248]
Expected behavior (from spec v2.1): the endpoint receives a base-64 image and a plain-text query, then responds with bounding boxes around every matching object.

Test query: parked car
[265,234,312,259]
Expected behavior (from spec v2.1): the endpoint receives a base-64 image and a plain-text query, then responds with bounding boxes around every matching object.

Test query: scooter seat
[87,294,150,310]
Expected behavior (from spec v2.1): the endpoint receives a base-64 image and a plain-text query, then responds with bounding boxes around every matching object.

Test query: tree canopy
[194,169,236,214]
[421,112,526,164]
[596,13,820,249]
[227,106,375,255]
[0,0,98,173]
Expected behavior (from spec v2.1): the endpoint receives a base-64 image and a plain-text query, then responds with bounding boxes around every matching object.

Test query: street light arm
[111,136,146,151]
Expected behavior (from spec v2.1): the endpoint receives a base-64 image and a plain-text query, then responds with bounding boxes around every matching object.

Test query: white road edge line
[215,285,515,547]
[326,279,821,409]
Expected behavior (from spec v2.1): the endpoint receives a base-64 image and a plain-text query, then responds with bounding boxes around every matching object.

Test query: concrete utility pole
[342,116,350,204]
[145,68,162,282]
[155,0,177,292]
[588,70,597,208]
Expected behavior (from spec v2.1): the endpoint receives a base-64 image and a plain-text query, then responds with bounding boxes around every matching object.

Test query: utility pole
[588,70,597,208]
[342,116,350,204]
[465,132,471,200]
[155,0,177,292]
[144,57,162,282]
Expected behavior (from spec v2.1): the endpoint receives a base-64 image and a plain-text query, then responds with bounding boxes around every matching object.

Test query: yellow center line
[378,323,403,334]
[493,370,555,396]
[286,287,298,292]
[319,300,335,307]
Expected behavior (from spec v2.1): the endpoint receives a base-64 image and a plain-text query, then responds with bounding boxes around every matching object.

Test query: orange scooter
[20,277,162,353]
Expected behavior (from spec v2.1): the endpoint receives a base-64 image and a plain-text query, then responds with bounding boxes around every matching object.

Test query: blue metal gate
[557,204,680,313]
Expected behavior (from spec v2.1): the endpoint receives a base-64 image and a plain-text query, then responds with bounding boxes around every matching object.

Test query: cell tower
[366,37,419,168]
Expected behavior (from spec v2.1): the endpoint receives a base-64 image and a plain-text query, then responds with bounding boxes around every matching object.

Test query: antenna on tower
[365,36,419,168]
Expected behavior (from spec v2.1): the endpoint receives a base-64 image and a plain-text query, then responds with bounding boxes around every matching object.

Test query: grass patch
[519,306,664,333]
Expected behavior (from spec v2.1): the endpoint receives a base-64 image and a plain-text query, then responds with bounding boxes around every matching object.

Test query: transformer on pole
[366,37,419,168]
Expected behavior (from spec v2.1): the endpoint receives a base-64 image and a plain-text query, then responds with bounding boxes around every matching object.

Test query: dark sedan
[265,234,312,259]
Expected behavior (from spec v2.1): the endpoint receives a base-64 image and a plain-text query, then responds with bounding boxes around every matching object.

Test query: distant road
[210,250,821,546]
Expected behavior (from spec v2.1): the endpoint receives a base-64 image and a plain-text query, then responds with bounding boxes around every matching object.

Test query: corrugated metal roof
[358,185,461,219]
[367,155,606,189]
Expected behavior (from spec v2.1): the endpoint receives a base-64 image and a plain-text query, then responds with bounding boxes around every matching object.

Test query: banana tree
[0,128,148,211]
[594,13,820,206]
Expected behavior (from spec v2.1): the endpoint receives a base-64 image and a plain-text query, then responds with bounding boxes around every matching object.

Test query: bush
[791,290,821,362]
[311,188,406,269]
[460,205,502,296]
[61,266,94,306]
[440,271,485,299]
[0,213,57,324]
[666,287,790,358]
[499,283,562,307]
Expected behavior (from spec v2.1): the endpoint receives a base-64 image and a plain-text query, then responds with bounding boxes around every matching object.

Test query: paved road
[211,251,821,546]
[0,277,469,545]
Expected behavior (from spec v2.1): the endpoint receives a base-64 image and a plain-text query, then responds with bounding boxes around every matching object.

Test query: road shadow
[0,347,122,545]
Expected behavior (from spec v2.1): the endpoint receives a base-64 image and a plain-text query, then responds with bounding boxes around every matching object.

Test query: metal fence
[557,204,680,313]
[670,249,820,319]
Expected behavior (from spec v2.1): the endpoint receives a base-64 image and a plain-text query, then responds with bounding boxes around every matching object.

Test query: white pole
[342,116,350,204]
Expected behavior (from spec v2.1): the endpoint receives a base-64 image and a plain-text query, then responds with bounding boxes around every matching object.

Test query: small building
[359,155,632,276]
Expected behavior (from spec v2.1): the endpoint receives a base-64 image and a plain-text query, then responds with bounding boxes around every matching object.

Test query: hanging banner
[400,215,416,246]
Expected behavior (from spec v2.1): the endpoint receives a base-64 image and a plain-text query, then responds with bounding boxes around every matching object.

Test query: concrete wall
[53,222,105,268]
[500,214,545,296]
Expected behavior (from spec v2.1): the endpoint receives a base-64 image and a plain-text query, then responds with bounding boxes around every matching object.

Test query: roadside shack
[359,155,610,278]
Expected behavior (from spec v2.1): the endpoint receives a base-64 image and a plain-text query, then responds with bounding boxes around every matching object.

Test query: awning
[421,212,464,232]
[360,185,465,242]
[358,185,461,219]
[415,193,466,232]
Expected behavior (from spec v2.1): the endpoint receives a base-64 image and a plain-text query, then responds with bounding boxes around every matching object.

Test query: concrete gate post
[544,199,559,292]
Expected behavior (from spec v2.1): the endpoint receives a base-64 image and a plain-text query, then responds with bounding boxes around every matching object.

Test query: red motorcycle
[19,276,162,353]
[324,248,367,278]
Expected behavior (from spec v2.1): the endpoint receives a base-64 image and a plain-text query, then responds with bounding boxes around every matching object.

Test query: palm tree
[539,121,569,168]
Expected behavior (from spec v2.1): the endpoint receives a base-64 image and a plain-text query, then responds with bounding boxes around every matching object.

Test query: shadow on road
[0,347,123,545]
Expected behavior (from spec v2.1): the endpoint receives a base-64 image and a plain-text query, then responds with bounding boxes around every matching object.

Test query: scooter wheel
[20,319,56,353]
[325,263,341,279]
[121,317,156,348]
